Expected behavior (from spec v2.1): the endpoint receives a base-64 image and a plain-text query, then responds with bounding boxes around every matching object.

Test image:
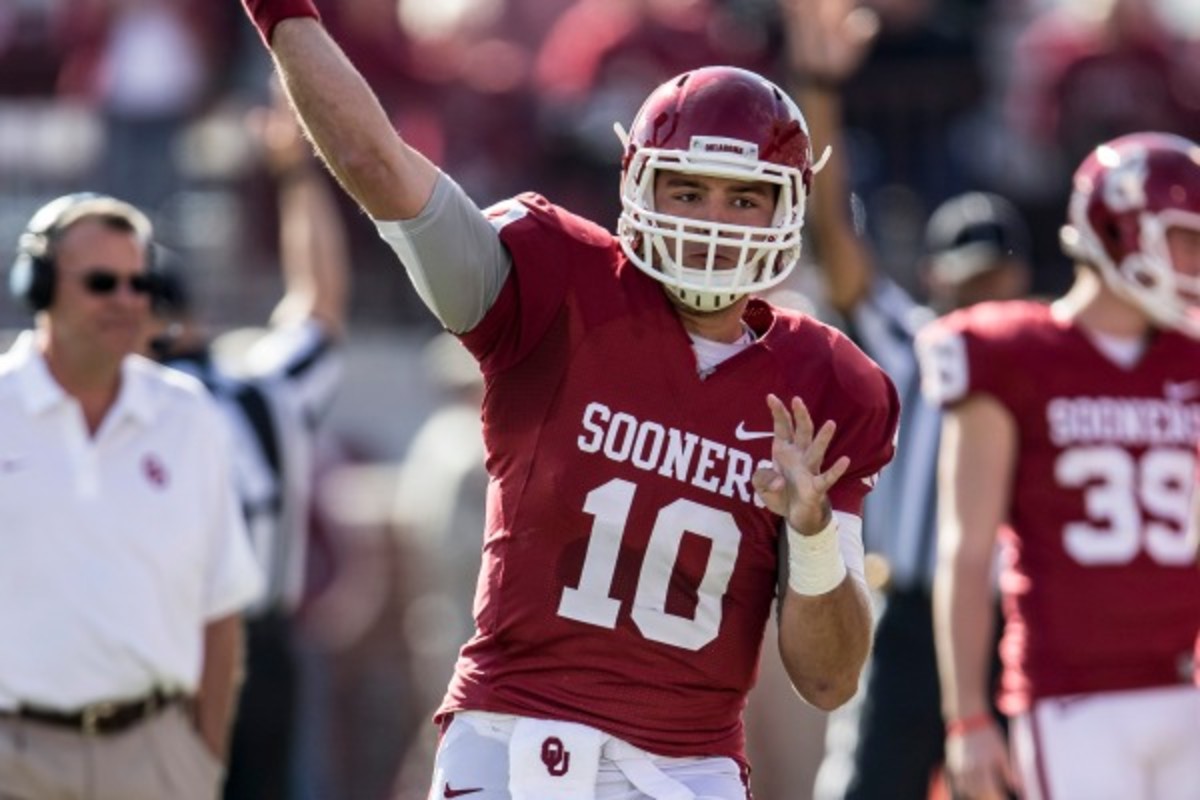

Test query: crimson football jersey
[438,194,898,762]
[919,300,1200,714]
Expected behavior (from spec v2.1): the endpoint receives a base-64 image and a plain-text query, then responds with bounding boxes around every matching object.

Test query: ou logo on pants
[541,737,570,776]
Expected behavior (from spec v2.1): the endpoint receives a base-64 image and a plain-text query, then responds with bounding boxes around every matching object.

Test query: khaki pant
[0,704,222,800]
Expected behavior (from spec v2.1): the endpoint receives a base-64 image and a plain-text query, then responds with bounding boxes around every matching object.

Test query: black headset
[8,192,155,312]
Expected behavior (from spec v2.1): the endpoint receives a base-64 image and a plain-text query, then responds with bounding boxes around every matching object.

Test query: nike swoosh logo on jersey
[444,784,483,798]
[1163,380,1200,402]
[734,421,775,441]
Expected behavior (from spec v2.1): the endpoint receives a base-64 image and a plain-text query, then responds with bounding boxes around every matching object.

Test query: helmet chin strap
[665,284,744,313]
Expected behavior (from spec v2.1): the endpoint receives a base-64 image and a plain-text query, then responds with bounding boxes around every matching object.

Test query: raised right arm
[261,14,436,221]
[240,4,511,333]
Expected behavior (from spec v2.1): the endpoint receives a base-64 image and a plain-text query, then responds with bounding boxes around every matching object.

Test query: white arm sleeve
[374,172,513,333]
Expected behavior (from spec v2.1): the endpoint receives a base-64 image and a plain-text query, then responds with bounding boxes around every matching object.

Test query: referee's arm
[261,85,350,337]
[788,38,873,318]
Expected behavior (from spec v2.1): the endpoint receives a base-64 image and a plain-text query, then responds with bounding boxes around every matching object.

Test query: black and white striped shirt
[166,319,342,615]
[847,278,941,591]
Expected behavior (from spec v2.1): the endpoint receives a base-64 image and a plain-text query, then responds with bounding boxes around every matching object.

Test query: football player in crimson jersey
[917,132,1200,800]
[239,2,899,798]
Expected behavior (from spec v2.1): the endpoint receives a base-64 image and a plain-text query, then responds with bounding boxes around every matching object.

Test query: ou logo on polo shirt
[141,453,169,489]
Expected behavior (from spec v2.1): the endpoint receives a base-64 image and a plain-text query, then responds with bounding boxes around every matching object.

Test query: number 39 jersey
[918,300,1200,713]
[441,194,899,761]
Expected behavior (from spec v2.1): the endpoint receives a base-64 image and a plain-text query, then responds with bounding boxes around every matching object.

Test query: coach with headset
[0,193,263,799]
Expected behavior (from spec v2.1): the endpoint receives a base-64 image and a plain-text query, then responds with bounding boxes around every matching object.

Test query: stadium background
[2,0,1198,797]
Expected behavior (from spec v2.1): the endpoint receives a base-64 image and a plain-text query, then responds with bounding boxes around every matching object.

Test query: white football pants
[427,711,750,800]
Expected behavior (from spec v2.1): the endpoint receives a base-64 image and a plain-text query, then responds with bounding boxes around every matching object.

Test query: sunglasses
[79,270,156,297]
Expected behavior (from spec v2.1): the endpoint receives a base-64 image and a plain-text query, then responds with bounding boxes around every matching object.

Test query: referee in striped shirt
[148,94,348,800]
[787,23,1032,799]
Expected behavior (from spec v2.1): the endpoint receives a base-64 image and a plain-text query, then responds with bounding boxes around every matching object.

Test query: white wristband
[787,518,848,596]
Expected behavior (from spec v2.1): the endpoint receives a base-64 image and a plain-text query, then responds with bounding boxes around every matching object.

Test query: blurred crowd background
[2,0,1199,798]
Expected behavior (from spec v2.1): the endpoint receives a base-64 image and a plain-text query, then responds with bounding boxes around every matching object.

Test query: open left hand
[752,393,850,534]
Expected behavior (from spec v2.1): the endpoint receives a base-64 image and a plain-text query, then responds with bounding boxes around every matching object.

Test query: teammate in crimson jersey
[237,2,899,797]
[917,132,1200,800]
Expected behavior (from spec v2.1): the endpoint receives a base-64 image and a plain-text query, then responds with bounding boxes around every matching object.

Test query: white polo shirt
[0,331,263,711]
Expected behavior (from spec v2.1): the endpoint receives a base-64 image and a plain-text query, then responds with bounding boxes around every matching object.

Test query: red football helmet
[616,66,816,312]
[1060,131,1200,336]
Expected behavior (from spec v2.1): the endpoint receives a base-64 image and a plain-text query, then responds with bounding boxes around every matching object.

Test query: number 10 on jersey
[557,478,743,651]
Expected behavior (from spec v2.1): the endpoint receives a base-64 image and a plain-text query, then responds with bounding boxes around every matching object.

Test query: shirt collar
[115,356,159,426]
[10,330,159,426]
[11,331,67,415]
